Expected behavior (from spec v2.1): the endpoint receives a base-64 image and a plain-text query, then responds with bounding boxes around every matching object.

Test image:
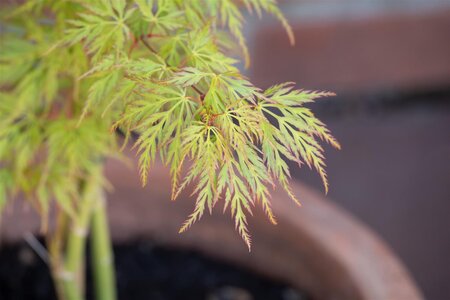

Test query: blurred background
[246,1,450,299]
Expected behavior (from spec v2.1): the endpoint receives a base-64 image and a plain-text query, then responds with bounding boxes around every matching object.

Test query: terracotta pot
[0,157,423,300]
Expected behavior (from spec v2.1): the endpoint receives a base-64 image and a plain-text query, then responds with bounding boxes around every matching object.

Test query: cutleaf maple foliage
[0,0,339,256]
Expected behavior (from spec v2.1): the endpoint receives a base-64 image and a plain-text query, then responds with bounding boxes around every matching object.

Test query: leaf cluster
[0,0,339,249]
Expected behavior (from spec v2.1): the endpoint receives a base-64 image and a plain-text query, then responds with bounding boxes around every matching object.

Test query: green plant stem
[61,183,94,300]
[48,209,68,300]
[91,188,117,300]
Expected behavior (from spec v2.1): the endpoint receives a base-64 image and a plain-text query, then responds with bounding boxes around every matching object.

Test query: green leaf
[0,0,338,251]
[169,67,211,87]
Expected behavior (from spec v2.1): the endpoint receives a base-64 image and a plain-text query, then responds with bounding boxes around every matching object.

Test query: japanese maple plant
[0,1,339,299]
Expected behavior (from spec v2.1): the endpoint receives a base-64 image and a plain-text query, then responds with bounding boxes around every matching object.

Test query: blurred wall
[249,0,450,93]
[247,1,450,299]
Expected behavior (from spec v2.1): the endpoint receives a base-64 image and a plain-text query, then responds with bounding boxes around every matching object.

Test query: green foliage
[0,0,338,250]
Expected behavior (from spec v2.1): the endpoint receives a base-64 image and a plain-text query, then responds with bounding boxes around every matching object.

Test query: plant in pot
[0,1,341,299]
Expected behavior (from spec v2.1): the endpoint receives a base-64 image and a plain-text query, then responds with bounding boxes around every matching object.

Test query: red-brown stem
[140,36,157,54]
[139,36,206,97]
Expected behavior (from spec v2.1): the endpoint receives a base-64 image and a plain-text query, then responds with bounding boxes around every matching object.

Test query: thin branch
[140,36,157,54]
[140,36,205,96]
[191,85,203,96]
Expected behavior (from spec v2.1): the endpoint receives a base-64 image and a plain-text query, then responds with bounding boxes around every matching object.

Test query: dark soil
[0,239,311,300]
